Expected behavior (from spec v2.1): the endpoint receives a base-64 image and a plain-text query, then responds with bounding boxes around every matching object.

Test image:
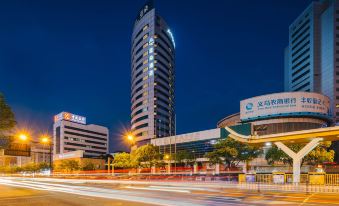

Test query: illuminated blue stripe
[241,112,332,122]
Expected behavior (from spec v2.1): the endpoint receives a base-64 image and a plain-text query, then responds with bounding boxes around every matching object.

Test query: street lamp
[40,135,53,174]
[125,133,135,146]
[16,132,30,167]
[18,133,28,142]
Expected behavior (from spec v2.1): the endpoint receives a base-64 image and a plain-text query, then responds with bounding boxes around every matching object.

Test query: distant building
[17,144,51,166]
[131,0,176,146]
[53,112,109,158]
[284,0,339,122]
[53,150,105,171]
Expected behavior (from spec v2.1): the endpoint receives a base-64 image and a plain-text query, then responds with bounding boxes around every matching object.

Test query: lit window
[149,47,154,53]
[149,38,154,45]
[143,51,148,56]
[143,91,148,96]
[143,84,148,88]
[149,55,154,61]
[143,34,148,40]
[149,70,154,76]
[143,43,148,48]
[143,76,148,81]
[143,67,148,72]
[143,25,148,31]
[143,59,148,65]
[149,62,154,68]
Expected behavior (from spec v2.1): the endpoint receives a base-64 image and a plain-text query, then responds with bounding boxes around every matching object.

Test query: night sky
[0,0,313,151]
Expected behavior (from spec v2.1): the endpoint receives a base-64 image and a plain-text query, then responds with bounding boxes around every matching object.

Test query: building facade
[131,0,175,146]
[284,0,339,122]
[153,92,332,161]
[53,112,109,158]
[218,92,331,135]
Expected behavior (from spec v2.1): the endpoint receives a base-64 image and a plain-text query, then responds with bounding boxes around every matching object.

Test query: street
[0,177,339,206]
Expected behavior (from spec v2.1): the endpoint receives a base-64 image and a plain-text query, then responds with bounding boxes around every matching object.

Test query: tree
[265,142,335,166]
[58,160,80,172]
[131,144,162,168]
[205,138,262,168]
[22,163,40,173]
[175,150,195,167]
[112,152,133,169]
[81,160,96,171]
[0,93,16,148]
[265,146,291,166]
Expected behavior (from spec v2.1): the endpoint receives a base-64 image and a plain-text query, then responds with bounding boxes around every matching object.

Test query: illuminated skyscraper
[284,0,339,122]
[131,0,175,146]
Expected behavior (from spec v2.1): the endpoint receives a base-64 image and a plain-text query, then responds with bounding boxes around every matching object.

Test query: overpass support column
[275,138,322,184]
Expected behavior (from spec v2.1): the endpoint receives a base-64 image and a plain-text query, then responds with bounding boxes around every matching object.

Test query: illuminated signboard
[135,0,154,23]
[54,112,86,124]
[4,143,30,157]
[240,92,331,121]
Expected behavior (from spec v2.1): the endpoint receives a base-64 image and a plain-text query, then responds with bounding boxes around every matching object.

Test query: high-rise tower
[284,0,339,122]
[131,0,175,146]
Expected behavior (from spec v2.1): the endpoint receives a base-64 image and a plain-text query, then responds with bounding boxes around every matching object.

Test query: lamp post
[164,154,171,174]
[40,135,53,174]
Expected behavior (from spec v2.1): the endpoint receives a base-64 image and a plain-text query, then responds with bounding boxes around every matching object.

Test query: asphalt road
[0,177,339,206]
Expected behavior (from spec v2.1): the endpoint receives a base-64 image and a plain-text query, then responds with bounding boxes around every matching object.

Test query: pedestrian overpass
[225,126,339,184]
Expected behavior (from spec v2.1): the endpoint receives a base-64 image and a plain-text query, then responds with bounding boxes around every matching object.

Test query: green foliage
[175,150,195,166]
[81,161,96,171]
[131,144,162,168]
[205,138,262,167]
[58,160,80,172]
[0,162,50,173]
[265,145,290,166]
[265,141,335,166]
[0,93,16,148]
[112,152,133,168]
[22,163,40,172]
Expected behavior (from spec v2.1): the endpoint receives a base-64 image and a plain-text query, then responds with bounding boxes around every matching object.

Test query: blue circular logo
[246,103,253,110]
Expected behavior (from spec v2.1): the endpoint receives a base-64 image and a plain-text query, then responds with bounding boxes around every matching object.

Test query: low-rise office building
[53,112,109,158]
[152,92,332,167]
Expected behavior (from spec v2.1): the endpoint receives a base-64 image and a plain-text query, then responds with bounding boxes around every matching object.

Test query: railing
[325,174,339,186]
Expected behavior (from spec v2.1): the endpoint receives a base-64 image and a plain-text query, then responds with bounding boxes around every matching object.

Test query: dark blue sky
[0,0,313,151]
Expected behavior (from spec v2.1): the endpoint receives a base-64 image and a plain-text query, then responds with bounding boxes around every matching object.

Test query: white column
[275,138,322,184]
[107,157,111,173]
[193,164,198,174]
[215,164,220,175]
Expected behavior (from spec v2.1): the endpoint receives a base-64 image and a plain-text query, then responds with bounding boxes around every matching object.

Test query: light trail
[0,178,202,206]
[125,186,191,193]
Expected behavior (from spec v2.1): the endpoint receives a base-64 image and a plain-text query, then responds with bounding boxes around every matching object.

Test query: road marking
[298,193,316,206]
